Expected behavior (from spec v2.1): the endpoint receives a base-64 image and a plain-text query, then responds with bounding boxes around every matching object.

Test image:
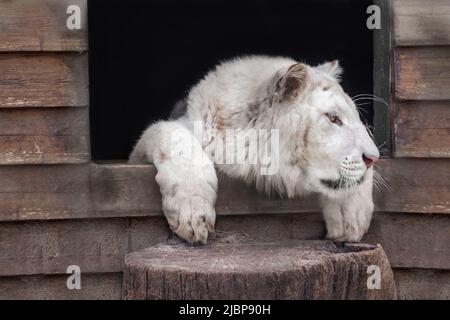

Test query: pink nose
[362,154,378,168]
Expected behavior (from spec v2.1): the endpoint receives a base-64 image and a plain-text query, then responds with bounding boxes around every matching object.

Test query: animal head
[270,60,379,196]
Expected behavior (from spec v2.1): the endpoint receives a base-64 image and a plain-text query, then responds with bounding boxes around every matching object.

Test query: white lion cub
[130,56,380,244]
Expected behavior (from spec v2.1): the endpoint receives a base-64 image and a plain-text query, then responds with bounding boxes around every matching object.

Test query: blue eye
[326,113,343,126]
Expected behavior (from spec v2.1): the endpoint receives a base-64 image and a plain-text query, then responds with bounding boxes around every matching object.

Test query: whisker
[352,95,389,108]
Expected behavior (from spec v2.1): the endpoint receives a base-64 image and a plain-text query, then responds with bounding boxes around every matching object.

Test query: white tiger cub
[130,56,380,244]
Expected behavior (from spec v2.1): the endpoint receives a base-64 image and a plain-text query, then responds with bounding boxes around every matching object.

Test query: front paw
[326,218,364,242]
[164,195,216,245]
[340,200,374,242]
[322,196,373,242]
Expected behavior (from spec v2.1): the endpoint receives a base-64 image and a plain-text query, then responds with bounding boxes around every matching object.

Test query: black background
[88,0,374,160]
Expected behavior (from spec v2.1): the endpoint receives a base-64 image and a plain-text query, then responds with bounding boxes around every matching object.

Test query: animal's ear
[315,60,343,81]
[275,63,309,101]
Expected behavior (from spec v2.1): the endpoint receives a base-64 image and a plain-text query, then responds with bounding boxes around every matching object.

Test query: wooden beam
[91,159,450,217]
[394,47,450,100]
[0,273,122,300]
[394,268,450,300]
[90,163,318,218]
[0,212,448,277]
[0,108,90,164]
[393,0,450,46]
[364,212,450,270]
[394,100,450,158]
[0,53,88,108]
[0,164,91,221]
[0,159,448,221]
[0,0,88,52]
[1,268,448,300]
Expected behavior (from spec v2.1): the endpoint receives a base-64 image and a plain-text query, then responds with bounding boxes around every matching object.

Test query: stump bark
[123,234,397,300]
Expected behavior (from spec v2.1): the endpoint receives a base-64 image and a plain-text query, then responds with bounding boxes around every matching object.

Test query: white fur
[130,56,380,244]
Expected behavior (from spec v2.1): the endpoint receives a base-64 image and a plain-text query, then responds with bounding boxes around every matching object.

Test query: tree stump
[123,233,397,300]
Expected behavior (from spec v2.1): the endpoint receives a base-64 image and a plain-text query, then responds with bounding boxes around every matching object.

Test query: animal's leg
[130,120,217,244]
[320,169,374,242]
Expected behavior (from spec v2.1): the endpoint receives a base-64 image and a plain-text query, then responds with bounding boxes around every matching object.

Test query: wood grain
[394,47,450,100]
[394,268,450,300]
[363,212,450,270]
[0,108,89,164]
[0,212,448,277]
[0,217,169,276]
[395,100,450,157]
[1,268,447,300]
[90,163,318,218]
[0,164,90,221]
[124,240,396,300]
[0,53,88,107]
[393,0,450,46]
[0,273,122,300]
[0,159,448,221]
[90,159,450,217]
[0,0,88,52]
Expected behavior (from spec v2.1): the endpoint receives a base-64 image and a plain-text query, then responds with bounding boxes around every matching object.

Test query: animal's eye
[326,113,343,126]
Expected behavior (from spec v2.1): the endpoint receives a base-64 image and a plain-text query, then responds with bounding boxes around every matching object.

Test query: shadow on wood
[123,234,397,300]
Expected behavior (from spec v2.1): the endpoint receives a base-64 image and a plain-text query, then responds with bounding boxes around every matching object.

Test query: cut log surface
[124,235,397,300]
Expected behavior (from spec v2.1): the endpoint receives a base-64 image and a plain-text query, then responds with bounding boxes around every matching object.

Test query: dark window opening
[89,0,375,160]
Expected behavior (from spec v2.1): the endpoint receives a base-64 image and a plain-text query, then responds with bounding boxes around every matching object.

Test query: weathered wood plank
[363,212,450,270]
[0,159,448,222]
[394,268,450,300]
[0,273,122,300]
[0,53,88,107]
[0,0,88,52]
[0,217,169,276]
[395,100,450,157]
[0,165,90,221]
[91,159,450,217]
[0,212,448,277]
[373,0,392,156]
[393,0,450,46]
[1,268,447,300]
[0,108,89,164]
[394,47,450,100]
[90,163,317,218]
[373,159,450,214]
[0,135,89,164]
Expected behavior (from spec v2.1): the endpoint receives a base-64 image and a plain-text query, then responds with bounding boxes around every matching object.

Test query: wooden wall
[0,0,449,300]
[389,0,450,298]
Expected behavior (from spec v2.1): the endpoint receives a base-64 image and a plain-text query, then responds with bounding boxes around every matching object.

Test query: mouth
[320,174,366,190]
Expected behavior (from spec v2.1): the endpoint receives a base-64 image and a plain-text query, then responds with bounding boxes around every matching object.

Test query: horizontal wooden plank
[90,164,318,218]
[0,273,121,300]
[0,135,89,164]
[394,47,450,100]
[0,108,89,164]
[0,53,88,107]
[363,213,450,270]
[1,268,448,300]
[0,212,448,277]
[394,268,450,300]
[91,159,450,217]
[393,0,450,46]
[373,159,450,214]
[0,0,88,52]
[0,165,90,221]
[0,217,169,276]
[395,100,450,157]
[0,159,448,222]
